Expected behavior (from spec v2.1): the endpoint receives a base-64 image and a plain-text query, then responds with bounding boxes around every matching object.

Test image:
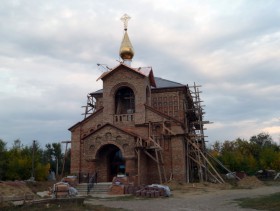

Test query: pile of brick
[61,176,78,187]
[109,176,130,195]
[135,186,166,198]
[124,185,138,194]
[109,175,170,197]
[111,183,170,197]
[110,185,125,195]
[52,182,70,198]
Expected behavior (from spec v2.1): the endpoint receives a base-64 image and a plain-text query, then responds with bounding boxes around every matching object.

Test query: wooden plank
[155,150,162,184]
[162,122,176,135]
[186,138,190,183]
[187,154,223,183]
[143,150,158,163]
[136,149,141,185]
[148,122,151,146]
[188,139,225,183]
[148,137,162,150]
[159,151,167,183]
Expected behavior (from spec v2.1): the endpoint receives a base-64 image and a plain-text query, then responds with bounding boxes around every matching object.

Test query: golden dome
[119,31,134,60]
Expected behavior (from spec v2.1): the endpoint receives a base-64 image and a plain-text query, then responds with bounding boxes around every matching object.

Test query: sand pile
[237,176,264,188]
[166,180,232,192]
[0,181,34,196]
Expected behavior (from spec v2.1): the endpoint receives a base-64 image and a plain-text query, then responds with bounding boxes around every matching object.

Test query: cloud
[0,0,280,147]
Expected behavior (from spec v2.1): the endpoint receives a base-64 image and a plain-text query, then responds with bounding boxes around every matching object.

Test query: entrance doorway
[109,147,125,181]
[96,144,125,182]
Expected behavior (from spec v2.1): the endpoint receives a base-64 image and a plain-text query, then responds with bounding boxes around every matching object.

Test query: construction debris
[237,176,264,188]
[274,172,280,180]
[134,184,170,198]
[61,176,78,187]
[50,181,79,198]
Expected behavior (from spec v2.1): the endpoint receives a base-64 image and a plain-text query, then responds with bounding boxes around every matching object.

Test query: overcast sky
[1,0,280,148]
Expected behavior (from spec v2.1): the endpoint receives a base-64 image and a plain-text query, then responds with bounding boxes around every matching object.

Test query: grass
[236,192,280,211]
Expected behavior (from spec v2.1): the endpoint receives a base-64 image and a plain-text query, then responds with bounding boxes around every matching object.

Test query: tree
[211,138,257,174]
[249,133,279,169]
[4,140,50,181]
[44,143,63,177]
[44,143,54,166]
[0,139,8,180]
[209,133,280,176]
[52,143,62,176]
[210,141,221,157]
[250,132,273,147]
[259,147,279,169]
[6,140,25,180]
[63,148,71,175]
[0,139,67,181]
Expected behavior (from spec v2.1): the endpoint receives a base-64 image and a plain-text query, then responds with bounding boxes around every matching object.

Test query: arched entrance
[96,144,125,182]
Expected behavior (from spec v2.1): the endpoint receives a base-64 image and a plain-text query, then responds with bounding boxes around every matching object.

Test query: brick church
[69,15,210,185]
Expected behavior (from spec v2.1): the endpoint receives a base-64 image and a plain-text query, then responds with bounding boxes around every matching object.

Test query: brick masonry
[69,64,194,184]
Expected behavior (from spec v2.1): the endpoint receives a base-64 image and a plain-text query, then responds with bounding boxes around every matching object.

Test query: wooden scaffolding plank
[136,149,141,185]
[140,121,177,184]
[162,121,176,135]
[159,151,167,182]
[187,154,223,184]
[187,138,225,183]
[143,150,158,163]
[155,150,162,184]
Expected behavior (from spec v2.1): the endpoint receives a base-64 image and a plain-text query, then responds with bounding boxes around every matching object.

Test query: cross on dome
[120,14,131,31]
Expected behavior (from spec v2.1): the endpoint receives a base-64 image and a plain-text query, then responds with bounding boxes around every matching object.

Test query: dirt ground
[0,181,55,198]
[86,178,280,211]
[0,181,34,196]
[1,177,280,211]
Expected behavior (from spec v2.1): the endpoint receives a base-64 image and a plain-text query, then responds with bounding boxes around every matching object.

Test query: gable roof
[90,76,186,95]
[96,63,156,87]
[153,77,185,89]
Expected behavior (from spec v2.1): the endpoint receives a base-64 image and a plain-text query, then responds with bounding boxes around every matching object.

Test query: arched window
[115,87,135,114]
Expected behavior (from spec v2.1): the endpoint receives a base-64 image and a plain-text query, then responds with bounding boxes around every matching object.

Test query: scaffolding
[186,83,225,183]
[135,121,170,185]
[79,82,226,184]
[82,94,96,119]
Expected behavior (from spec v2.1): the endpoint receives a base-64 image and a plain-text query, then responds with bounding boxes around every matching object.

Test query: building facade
[69,17,206,185]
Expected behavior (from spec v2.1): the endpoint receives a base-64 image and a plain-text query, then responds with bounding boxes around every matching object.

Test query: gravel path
[86,185,280,211]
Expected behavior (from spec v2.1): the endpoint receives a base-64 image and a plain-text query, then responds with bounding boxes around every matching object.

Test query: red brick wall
[70,110,104,175]
[70,66,191,184]
[170,136,186,181]
[102,66,150,125]
[70,126,81,174]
